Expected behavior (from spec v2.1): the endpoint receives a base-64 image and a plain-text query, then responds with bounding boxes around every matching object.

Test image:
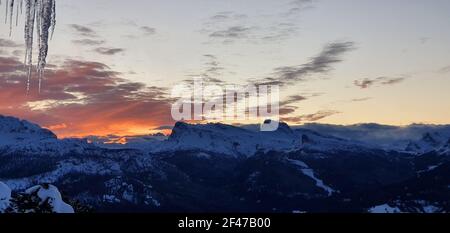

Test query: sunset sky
[0,0,450,138]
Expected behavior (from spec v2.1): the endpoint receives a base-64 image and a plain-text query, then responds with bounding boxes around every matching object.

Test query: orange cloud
[46,123,68,131]
[0,57,175,138]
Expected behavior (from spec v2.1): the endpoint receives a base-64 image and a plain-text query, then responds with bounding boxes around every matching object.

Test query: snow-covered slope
[160,121,355,157]
[94,121,375,157]
[287,158,335,196]
[2,115,448,158]
[0,115,94,155]
[368,204,401,213]
[368,200,445,213]
[291,128,373,153]
[0,182,11,212]
[25,184,74,213]
[0,115,448,213]
[437,139,450,155]
[405,132,450,154]
[163,122,264,157]
[297,123,450,152]
[0,115,56,143]
[1,182,77,213]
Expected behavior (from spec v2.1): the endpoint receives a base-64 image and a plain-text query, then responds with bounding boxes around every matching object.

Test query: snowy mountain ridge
[158,121,376,157]
[0,115,94,155]
[297,123,450,154]
[161,121,299,157]
[405,132,450,155]
[0,115,448,213]
[1,115,450,158]
[0,115,56,142]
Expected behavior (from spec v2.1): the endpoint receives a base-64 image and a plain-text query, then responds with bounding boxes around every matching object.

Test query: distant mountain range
[0,115,449,213]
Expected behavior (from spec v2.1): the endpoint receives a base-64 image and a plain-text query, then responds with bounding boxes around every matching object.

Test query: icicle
[50,0,54,39]
[25,0,36,93]
[3,0,56,93]
[15,0,18,26]
[5,0,8,24]
[35,0,41,56]
[36,0,42,93]
[36,0,54,93]
[8,0,14,36]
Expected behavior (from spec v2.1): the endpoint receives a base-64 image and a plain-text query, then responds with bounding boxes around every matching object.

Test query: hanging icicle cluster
[1,0,56,93]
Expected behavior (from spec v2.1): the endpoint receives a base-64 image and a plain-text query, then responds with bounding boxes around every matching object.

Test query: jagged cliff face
[165,121,373,157]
